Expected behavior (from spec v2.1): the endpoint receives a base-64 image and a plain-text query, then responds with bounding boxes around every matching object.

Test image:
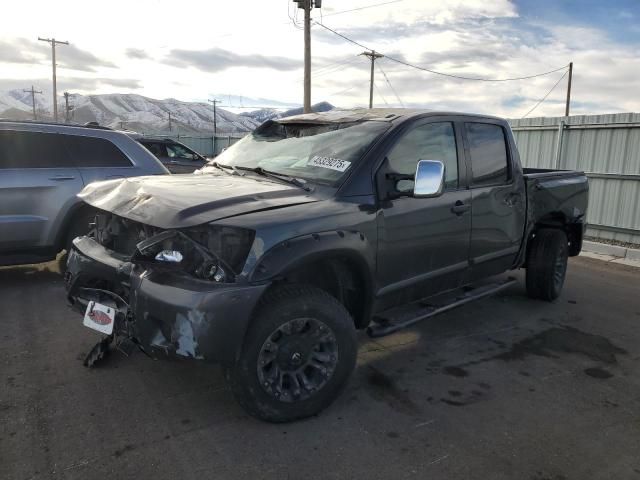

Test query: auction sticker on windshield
[307,156,351,172]
[83,301,115,335]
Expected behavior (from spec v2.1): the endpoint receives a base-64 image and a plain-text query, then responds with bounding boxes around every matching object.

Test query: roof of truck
[279,108,506,124]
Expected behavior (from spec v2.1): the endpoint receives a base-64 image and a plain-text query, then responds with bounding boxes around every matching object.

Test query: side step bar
[366,277,517,338]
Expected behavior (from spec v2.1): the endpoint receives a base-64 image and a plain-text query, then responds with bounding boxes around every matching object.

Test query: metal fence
[140,133,246,157]
[509,113,640,245]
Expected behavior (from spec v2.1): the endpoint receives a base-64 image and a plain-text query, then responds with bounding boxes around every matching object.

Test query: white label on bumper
[83,301,115,335]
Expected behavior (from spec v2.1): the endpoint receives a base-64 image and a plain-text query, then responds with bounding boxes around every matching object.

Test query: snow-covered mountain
[0,90,260,134]
[240,101,336,123]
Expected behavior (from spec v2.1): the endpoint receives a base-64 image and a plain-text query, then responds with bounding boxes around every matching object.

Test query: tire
[526,229,568,301]
[225,285,357,423]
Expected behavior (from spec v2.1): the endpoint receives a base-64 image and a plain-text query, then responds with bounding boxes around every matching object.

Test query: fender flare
[249,230,375,284]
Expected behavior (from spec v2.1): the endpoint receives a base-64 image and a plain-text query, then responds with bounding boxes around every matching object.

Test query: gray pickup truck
[0,121,169,267]
[65,109,588,422]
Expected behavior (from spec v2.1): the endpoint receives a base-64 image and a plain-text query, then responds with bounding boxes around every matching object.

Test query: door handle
[503,193,521,206]
[49,175,75,181]
[451,201,471,215]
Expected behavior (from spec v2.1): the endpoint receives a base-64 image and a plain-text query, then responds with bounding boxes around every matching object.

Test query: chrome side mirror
[413,160,445,198]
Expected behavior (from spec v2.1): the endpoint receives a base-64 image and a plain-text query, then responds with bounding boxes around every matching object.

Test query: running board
[366,277,517,338]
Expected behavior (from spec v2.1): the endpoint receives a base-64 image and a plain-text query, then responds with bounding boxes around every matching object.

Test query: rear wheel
[526,229,568,301]
[226,285,357,423]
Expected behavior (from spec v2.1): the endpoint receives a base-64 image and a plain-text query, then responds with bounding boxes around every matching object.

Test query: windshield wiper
[210,161,244,176]
[235,166,312,192]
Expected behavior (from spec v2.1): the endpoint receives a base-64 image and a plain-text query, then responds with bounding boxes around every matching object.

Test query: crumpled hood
[78,172,319,228]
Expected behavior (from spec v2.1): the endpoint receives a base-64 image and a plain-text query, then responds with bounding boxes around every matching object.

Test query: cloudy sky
[1,0,638,117]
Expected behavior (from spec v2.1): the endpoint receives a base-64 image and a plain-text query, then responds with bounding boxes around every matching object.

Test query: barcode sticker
[307,156,351,172]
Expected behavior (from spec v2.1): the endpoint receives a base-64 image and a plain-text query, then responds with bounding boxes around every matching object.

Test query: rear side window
[0,130,73,169]
[465,123,509,186]
[65,135,132,167]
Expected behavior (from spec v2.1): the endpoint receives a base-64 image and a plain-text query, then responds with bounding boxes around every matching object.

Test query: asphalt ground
[1,256,639,480]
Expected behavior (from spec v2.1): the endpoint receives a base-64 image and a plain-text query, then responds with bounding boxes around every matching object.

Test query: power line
[521,70,569,118]
[321,0,404,18]
[378,63,404,107]
[312,21,569,82]
[312,56,363,77]
[327,81,370,98]
[373,80,389,106]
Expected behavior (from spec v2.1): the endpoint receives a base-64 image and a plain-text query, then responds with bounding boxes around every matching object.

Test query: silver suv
[0,121,169,267]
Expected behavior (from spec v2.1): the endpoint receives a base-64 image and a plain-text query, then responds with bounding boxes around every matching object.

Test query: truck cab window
[387,122,458,192]
[465,123,509,186]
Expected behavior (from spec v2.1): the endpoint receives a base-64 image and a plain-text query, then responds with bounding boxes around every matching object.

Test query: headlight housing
[134,226,255,283]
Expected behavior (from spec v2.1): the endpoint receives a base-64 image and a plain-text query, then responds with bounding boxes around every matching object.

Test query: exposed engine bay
[91,211,255,284]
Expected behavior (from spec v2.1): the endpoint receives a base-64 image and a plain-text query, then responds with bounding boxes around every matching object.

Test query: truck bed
[521,167,589,258]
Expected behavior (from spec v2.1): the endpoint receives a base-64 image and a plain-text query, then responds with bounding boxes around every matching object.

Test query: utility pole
[564,61,573,117]
[361,50,384,109]
[63,91,73,122]
[208,99,220,154]
[168,112,172,132]
[23,85,42,120]
[295,0,322,113]
[38,37,69,122]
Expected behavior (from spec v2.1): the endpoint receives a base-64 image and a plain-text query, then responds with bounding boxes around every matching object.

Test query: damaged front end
[65,211,268,366]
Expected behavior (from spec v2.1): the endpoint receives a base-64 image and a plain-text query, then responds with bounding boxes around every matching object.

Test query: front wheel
[225,285,357,423]
[526,229,568,301]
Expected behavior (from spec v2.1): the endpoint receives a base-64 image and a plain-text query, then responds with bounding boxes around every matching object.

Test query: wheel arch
[249,230,376,330]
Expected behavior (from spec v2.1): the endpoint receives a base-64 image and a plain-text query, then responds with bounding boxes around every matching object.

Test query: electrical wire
[373,80,390,105]
[287,0,304,30]
[378,63,404,107]
[312,20,569,82]
[320,0,404,18]
[313,56,364,77]
[520,70,569,118]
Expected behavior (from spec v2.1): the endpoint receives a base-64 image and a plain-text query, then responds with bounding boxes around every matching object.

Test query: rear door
[66,134,140,185]
[0,129,83,252]
[464,121,526,280]
[376,119,472,300]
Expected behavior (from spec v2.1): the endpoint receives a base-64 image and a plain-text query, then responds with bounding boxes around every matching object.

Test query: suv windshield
[167,143,200,160]
[202,120,389,185]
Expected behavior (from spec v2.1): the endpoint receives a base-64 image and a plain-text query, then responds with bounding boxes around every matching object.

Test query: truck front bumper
[65,236,269,365]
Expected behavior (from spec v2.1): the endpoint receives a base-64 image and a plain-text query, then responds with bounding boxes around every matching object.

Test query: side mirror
[413,160,445,198]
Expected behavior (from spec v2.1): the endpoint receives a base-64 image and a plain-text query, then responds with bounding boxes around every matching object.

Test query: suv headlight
[134,226,254,282]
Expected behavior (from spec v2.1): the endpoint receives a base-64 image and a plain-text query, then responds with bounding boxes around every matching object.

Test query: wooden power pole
[23,85,42,120]
[565,61,573,117]
[208,99,220,153]
[38,37,69,122]
[295,0,322,113]
[63,91,73,122]
[362,50,384,109]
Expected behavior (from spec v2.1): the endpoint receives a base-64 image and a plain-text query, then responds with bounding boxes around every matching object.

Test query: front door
[376,120,472,301]
[0,129,83,252]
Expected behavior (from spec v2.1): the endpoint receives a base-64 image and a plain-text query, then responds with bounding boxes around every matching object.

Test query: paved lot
[1,257,639,480]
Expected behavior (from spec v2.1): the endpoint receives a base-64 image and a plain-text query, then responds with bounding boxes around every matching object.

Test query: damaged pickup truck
[65,109,588,422]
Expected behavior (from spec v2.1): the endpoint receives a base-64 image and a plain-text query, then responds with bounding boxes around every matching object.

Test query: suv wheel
[526,229,568,301]
[226,285,357,423]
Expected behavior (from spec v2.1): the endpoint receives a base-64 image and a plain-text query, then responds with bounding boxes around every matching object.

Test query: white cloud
[0,0,637,116]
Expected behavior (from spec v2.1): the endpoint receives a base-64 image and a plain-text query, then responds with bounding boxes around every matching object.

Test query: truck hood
[78,172,320,228]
